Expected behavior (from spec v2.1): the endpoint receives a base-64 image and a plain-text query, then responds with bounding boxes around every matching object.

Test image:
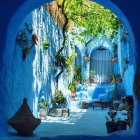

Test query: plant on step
[108,72,114,83]
[68,82,77,98]
[39,99,48,119]
[68,82,76,91]
[42,39,49,50]
[89,70,96,83]
[54,90,67,108]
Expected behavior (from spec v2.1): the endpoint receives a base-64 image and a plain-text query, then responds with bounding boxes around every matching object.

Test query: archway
[2,0,136,139]
[90,47,113,83]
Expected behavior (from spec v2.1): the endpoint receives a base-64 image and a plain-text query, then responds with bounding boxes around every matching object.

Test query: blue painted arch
[86,36,114,56]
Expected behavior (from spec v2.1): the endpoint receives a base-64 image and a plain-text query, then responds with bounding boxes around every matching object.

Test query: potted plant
[42,39,49,50]
[65,53,77,68]
[117,73,122,83]
[55,54,65,66]
[107,73,114,83]
[74,66,82,84]
[54,90,67,108]
[111,44,118,64]
[89,70,96,84]
[106,109,127,134]
[106,109,118,134]
[32,33,39,45]
[39,101,48,119]
[68,82,77,98]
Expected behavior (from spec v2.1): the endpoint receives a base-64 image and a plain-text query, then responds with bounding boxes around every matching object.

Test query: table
[92,100,105,110]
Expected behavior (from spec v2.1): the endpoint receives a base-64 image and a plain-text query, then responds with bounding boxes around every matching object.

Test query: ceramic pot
[8,98,41,136]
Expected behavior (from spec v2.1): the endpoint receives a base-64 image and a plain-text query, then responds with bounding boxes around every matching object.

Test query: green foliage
[57,0,120,39]
[65,53,77,67]
[16,29,29,46]
[74,65,82,81]
[54,90,67,106]
[39,101,48,108]
[42,40,49,50]
[68,82,76,91]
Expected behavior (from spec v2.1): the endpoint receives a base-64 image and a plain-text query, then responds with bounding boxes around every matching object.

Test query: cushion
[118,103,127,111]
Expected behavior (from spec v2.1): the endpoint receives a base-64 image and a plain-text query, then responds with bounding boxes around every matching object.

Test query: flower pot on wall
[111,56,118,64]
[55,61,62,66]
[32,34,39,45]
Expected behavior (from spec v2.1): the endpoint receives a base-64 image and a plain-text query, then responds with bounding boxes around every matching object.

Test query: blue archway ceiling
[0,0,140,66]
[111,0,140,44]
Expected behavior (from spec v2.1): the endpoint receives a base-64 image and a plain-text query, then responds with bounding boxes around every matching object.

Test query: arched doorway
[90,47,113,83]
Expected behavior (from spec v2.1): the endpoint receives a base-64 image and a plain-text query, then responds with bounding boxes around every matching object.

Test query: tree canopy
[46,0,121,39]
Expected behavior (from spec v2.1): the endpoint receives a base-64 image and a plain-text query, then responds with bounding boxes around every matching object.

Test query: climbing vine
[46,0,120,40]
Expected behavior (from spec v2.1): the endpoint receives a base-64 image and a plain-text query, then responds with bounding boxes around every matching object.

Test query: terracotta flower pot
[71,90,76,98]
[55,61,62,66]
[40,107,47,119]
[32,34,39,45]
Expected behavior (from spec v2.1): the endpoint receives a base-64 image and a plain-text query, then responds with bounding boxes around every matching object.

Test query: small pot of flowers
[39,101,48,119]
[68,82,77,98]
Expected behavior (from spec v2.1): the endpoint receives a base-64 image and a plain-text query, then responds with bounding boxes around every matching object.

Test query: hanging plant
[65,53,77,68]
[22,47,30,60]
[16,30,29,47]
[32,34,39,45]
[42,40,49,50]
[55,54,66,66]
